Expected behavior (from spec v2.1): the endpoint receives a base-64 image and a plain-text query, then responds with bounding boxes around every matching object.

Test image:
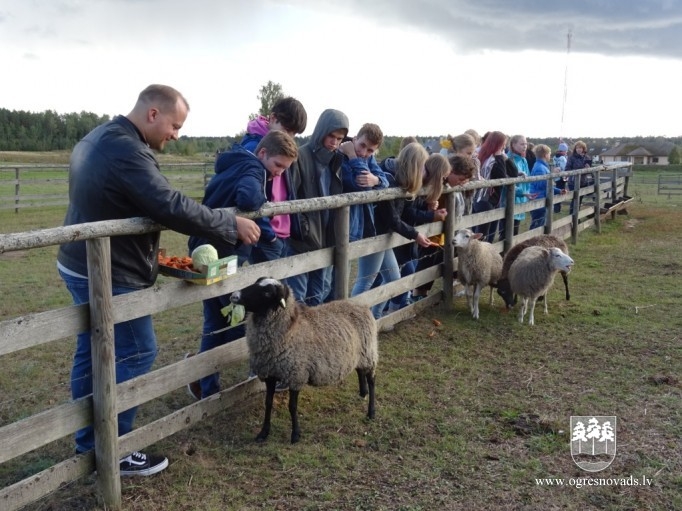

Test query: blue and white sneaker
[119,451,168,477]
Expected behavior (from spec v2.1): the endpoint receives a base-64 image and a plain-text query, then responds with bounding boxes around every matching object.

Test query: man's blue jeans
[59,270,157,453]
[352,249,401,318]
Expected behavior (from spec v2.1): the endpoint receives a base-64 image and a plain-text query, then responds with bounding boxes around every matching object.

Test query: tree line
[1,107,681,160]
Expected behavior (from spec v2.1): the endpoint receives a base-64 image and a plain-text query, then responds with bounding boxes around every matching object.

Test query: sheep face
[453,228,482,249]
[548,248,574,273]
[496,280,517,309]
[230,277,288,313]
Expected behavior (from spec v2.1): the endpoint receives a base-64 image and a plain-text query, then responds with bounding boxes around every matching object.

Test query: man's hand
[236,216,260,245]
[339,140,357,159]
[355,170,379,188]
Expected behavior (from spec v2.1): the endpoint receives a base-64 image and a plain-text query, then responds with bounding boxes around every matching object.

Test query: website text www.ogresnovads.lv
[535,475,652,489]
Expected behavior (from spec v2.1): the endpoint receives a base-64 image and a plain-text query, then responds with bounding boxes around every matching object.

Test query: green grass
[1,165,681,510]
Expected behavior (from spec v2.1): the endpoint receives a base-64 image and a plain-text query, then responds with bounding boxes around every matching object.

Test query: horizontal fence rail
[0,163,631,510]
[0,163,214,212]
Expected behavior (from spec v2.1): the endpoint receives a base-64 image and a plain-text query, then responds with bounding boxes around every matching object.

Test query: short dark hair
[356,123,384,147]
[448,154,477,179]
[137,84,189,112]
[271,97,307,134]
[255,130,298,159]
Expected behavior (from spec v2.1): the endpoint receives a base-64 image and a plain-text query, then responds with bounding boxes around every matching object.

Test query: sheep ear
[279,298,287,309]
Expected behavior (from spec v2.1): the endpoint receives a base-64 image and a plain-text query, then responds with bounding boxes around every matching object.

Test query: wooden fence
[0,163,214,212]
[0,164,631,510]
[657,173,682,197]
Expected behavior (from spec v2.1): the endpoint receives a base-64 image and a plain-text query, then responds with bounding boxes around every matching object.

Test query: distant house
[599,141,675,165]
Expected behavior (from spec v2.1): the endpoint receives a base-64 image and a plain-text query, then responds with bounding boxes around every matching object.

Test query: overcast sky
[2,0,681,139]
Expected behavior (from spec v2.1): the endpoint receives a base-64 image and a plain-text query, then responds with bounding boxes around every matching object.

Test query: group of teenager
[56,83,594,476]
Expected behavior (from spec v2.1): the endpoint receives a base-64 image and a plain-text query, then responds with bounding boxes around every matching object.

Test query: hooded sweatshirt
[289,109,349,252]
[188,144,269,261]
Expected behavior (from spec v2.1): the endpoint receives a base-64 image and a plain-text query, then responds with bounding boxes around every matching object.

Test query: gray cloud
[292,0,682,59]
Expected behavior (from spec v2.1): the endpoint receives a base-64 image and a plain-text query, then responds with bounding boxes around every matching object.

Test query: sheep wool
[230,277,378,444]
[453,228,503,320]
[508,246,575,325]
[497,234,571,309]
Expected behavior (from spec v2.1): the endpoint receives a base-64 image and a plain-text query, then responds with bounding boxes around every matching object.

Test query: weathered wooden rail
[0,163,213,212]
[657,173,682,198]
[0,163,631,510]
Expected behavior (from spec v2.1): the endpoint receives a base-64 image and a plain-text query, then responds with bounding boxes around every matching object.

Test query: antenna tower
[559,30,572,141]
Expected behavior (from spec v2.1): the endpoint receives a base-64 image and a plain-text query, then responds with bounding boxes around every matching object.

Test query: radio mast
[559,30,572,140]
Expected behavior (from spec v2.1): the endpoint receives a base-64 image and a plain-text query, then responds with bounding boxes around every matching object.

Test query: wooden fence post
[571,178,580,245]
[503,185,515,254]
[441,192,456,309]
[593,170,601,234]
[333,206,350,300]
[14,167,20,214]
[544,178,554,234]
[86,237,121,509]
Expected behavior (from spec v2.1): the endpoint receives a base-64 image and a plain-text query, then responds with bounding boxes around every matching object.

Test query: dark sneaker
[119,451,168,477]
[184,352,202,400]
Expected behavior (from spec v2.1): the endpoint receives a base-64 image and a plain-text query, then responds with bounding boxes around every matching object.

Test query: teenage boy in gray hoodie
[286,109,349,305]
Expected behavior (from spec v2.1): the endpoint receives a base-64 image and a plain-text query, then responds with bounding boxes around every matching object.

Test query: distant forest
[1,108,681,158]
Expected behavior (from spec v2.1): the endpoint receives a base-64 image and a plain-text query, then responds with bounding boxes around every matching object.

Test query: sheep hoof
[255,432,269,443]
[290,432,301,444]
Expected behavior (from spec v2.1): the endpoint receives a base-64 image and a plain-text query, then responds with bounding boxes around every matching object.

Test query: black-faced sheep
[508,246,574,325]
[230,277,378,444]
[497,235,571,309]
[452,228,503,319]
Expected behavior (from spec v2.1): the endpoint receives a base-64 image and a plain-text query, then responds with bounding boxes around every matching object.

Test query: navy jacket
[188,144,269,260]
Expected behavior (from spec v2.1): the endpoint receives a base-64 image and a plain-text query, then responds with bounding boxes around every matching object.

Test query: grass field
[1,161,681,510]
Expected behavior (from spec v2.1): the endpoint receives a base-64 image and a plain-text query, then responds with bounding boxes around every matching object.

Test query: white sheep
[497,234,571,309]
[230,277,378,444]
[453,228,503,319]
[508,246,575,325]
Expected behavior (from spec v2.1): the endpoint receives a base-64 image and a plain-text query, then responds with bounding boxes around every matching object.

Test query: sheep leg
[357,368,368,398]
[288,389,301,444]
[488,285,494,306]
[366,370,376,420]
[528,298,538,326]
[561,271,570,300]
[256,377,277,442]
[518,297,528,323]
[472,283,481,319]
[464,283,474,311]
[543,295,549,315]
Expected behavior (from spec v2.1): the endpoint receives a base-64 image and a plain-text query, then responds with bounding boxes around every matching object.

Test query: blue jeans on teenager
[352,249,401,319]
[285,244,333,306]
[530,208,546,230]
[250,237,289,265]
[198,294,245,397]
[59,269,157,453]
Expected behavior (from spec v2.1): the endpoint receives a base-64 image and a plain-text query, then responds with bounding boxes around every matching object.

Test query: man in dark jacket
[286,108,349,305]
[57,84,260,476]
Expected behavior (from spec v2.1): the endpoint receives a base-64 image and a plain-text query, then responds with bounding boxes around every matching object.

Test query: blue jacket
[342,154,389,241]
[188,144,269,260]
[240,133,262,153]
[530,160,562,199]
